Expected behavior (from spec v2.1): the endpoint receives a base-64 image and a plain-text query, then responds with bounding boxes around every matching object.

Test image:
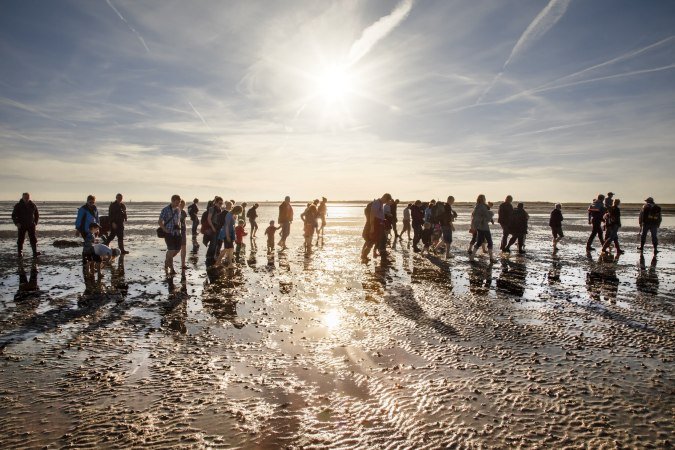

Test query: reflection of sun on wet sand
[0,202,673,448]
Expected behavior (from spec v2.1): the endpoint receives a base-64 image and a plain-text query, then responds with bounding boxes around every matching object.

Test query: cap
[645,197,654,203]
[607,192,614,196]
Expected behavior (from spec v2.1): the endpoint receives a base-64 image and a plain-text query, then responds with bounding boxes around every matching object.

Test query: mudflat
[0,202,673,448]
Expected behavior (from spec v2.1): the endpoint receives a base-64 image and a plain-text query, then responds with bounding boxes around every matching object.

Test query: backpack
[432,202,445,224]
[646,204,661,222]
[187,203,197,217]
[246,208,255,219]
[364,201,373,219]
[199,210,210,234]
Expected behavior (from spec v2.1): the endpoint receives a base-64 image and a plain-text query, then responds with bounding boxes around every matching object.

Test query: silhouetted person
[504,203,529,254]
[498,195,513,251]
[107,193,129,254]
[278,196,293,250]
[549,203,564,250]
[188,198,199,238]
[604,192,614,210]
[318,197,328,236]
[638,196,661,254]
[411,200,424,252]
[247,203,259,238]
[601,198,624,255]
[12,192,41,257]
[586,194,606,251]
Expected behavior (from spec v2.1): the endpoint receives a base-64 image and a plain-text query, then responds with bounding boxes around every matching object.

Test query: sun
[315,65,353,104]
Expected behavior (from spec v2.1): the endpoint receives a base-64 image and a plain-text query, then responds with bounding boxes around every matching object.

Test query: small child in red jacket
[235,219,247,260]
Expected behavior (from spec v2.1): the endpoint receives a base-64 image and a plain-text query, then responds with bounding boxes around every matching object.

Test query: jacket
[549,209,563,228]
[471,203,493,232]
[509,208,529,235]
[75,204,99,233]
[12,200,39,226]
[109,201,127,226]
[278,202,294,223]
[497,202,513,226]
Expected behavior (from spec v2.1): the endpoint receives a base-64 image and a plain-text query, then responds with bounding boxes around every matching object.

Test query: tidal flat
[0,202,673,448]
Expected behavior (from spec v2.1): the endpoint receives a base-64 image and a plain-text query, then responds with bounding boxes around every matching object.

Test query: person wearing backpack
[435,195,458,258]
[638,197,661,254]
[504,203,529,254]
[360,200,374,260]
[247,203,259,238]
[601,198,624,255]
[75,195,100,240]
[410,200,424,252]
[187,198,199,238]
[201,197,222,249]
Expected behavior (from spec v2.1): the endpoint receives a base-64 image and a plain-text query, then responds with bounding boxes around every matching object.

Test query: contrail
[538,35,675,89]
[347,0,414,67]
[187,101,210,127]
[105,0,151,53]
[476,0,571,103]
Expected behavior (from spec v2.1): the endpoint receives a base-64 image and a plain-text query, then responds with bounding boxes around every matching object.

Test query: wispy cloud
[347,0,414,67]
[187,100,209,127]
[105,0,150,53]
[477,0,571,103]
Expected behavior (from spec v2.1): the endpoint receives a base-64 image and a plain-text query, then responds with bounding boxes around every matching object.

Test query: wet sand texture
[0,202,673,448]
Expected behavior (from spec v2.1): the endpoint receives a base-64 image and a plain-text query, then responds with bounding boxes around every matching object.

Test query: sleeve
[34,204,39,225]
[75,208,83,229]
[12,204,19,225]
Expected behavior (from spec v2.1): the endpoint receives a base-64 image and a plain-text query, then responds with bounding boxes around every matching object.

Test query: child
[83,222,101,275]
[235,219,247,260]
[265,220,280,253]
[549,203,564,250]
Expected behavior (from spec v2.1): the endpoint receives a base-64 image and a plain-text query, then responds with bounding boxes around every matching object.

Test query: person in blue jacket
[75,195,100,240]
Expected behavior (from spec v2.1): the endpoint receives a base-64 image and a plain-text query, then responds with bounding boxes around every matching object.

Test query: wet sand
[0,203,673,448]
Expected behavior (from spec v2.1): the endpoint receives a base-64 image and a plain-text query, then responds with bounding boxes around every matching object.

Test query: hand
[111,223,117,230]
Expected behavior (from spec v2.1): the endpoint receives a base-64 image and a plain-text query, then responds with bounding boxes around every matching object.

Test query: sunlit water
[0,201,673,448]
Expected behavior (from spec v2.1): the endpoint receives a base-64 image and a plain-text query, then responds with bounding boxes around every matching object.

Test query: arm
[34,204,39,225]
[12,204,19,226]
[207,209,216,231]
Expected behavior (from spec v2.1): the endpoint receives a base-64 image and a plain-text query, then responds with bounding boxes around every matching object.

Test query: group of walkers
[9,191,664,277]
[361,192,663,263]
[158,195,328,275]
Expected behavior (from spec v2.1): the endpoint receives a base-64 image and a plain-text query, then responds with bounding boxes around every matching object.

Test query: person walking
[498,195,513,252]
[371,193,392,258]
[188,198,199,238]
[205,197,225,264]
[179,199,188,269]
[411,200,424,252]
[549,203,564,250]
[318,197,328,236]
[638,197,662,254]
[390,199,400,240]
[504,203,529,254]
[470,194,496,263]
[107,193,129,254]
[604,192,615,210]
[12,192,41,257]
[247,203,259,238]
[438,195,457,257]
[301,202,319,253]
[278,196,294,250]
[601,198,624,255]
[158,195,182,277]
[401,203,412,241]
[75,195,100,239]
[215,205,243,268]
[586,194,606,251]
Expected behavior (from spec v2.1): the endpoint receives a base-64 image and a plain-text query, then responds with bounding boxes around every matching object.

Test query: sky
[1,0,674,203]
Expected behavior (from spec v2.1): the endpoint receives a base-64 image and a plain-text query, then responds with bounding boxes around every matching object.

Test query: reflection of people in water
[468,261,492,296]
[548,253,562,284]
[586,254,619,303]
[496,259,526,297]
[636,255,659,295]
[162,274,189,333]
[110,255,128,297]
[15,260,39,301]
[202,272,244,328]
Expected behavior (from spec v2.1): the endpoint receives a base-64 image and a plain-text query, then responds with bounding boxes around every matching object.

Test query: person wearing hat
[638,197,662,254]
[604,192,615,210]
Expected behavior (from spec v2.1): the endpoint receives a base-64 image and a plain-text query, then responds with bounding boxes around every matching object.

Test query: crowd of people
[360,192,663,263]
[9,191,664,277]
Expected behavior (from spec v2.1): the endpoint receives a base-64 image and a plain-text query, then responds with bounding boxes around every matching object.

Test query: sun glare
[316,65,353,103]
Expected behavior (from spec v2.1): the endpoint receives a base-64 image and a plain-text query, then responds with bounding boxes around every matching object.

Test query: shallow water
[0,202,673,448]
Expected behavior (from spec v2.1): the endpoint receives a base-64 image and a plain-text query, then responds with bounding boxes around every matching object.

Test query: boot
[654,245,659,255]
[31,244,42,257]
[615,243,624,255]
[488,249,497,263]
[466,243,473,254]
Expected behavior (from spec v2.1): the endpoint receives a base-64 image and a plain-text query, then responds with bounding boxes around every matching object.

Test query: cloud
[105,0,151,53]
[477,0,571,103]
[347,0,414,67]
